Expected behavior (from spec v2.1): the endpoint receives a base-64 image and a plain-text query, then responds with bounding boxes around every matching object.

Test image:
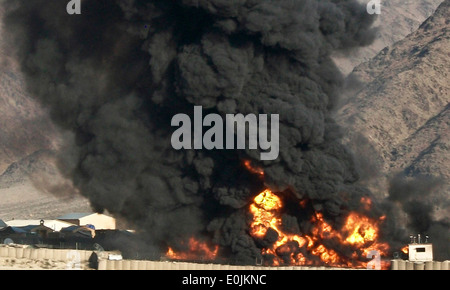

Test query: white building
[408,234,433,262]
[408,243,433,262]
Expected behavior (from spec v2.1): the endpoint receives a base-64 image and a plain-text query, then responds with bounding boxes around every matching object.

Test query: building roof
[5,220,75,231]
[0,225,53,234]
[60,225,90,232]
[57,213,116,230]
[57,213,96,219]
[16,224,54,233]
[0,226,27,234]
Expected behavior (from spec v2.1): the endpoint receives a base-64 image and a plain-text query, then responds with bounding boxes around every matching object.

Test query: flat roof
[57,213,94,219]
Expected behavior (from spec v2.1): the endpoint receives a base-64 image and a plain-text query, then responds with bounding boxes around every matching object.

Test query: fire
[250,189,308,265]
[166,237,219,261]
[345,213,378,245]
[249,189,390,268]
[166,161,391,269]
[401,245,409,254]
[243,160,264,177]
[360,196,372,211]
[249,190,281,237]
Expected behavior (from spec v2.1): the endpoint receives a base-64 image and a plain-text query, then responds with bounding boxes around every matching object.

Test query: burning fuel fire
[166,237,219,261]
[166,189,389,268]
[166,160,390,268]
[249,189,390,268]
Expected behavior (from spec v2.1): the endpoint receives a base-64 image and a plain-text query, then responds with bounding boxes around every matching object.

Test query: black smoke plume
[388,173,449,260]
[3,0,389,264]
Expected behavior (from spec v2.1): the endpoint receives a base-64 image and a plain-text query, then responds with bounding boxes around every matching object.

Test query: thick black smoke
[388,173,449,260]
[3,0,388,263]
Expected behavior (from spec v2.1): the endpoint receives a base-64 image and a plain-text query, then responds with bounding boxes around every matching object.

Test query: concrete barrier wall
[0,245,355,270]
[97,259,354,270]
[391,259,449,270]
[2,245,449,270]
[98,259,450,270]
[0,245,92,263]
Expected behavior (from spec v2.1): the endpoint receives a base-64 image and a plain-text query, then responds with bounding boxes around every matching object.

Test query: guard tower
[408,234,433,262]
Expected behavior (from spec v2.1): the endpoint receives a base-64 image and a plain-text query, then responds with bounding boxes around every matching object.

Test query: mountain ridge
[335,0,449,227]
[334,0,444,75]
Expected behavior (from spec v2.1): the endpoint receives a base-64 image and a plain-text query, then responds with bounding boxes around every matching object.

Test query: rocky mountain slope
[0,5,59,174]
[336,0,449,218]
[0,6,91,220]
[334,0,444,75]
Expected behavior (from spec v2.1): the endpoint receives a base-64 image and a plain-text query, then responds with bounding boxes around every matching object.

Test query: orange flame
[166,237,219,261]
[243,160,264,177]
[401,245,409,254]
[250,189,308,265]
[249,189,390,268]
[360,196,372,211]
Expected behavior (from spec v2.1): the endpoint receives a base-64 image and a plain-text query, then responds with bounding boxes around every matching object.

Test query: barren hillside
[334,0,443,75]
[0,5,91,219]
[336,0,449,217]
[0,5,59,174]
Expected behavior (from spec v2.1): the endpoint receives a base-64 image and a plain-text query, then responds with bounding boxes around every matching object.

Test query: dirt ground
[0,182,92,221]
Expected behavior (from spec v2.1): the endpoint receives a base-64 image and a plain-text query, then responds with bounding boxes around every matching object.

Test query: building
[408,243,433,262]
[0,221,54,244]
[18,223,54,239]
[408,234,433,262]
[5,219,75,232]
[57,213,116,230]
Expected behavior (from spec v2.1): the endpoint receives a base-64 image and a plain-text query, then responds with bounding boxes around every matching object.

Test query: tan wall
[94,259,450,270]
[391,259,449,270]
[2,246,448,270]
[79,214,116,230]
[97,260,354,270]
[0,245,92,263]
